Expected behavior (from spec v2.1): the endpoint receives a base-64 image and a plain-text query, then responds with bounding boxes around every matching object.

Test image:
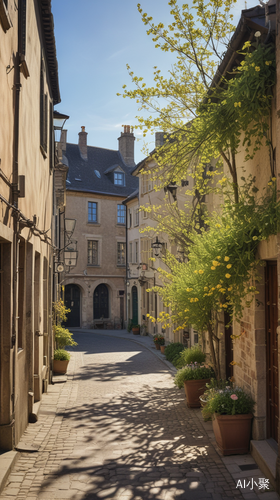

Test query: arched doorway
[94,284,109,319]
[132,286,138,325]
[64,284,81,327]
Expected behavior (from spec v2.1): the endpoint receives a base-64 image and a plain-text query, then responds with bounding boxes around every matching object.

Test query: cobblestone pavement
[0,331,279,500]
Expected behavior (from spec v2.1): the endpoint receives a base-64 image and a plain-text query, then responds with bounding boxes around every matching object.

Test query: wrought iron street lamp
[151,236,163,257]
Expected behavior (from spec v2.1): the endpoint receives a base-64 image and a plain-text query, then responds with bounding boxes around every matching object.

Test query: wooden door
[224,311,234,380]
[65,284,81,327]
[94,284,109,319]
[266,261,279,442]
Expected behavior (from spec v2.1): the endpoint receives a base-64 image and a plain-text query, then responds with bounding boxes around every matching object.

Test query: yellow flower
[216,256,221,260]
[204,287,208,291]
[216,224,221,228]
[225,273,231,279]
[228,287,233,292]
[265,61,272,66]
[255,66,260,72]
[268,182,272,186]
[234,102,241,108]
[272,177,276,182]
[212,260,219,267]
[198,269,204,274]
[226,264,232,269]
[211,266,216,271]
[230,361,237,366]
[252,236,258,241]
[186,288,193,292]
[224,256,230,262]
[194,270,198,274]
[220,288,226,293]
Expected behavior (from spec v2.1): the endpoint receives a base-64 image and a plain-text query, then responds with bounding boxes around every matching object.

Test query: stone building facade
[62,126,138,329]
[0,0,60,450]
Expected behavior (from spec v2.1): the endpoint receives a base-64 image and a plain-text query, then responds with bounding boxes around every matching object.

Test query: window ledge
[87,264,100,267]
[87,222,100,226]
[0,1,12,32]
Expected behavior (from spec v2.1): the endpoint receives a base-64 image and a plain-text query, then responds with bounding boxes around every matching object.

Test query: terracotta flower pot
[183,379,210,408]
[53,359,69,375]
[132,327,140,335]
[160,345,165,354]
[212,413,253,455]
[155,343,160,350]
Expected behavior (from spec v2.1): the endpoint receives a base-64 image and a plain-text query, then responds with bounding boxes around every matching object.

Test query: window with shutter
[0,0,12,32]
[40,53,48,157]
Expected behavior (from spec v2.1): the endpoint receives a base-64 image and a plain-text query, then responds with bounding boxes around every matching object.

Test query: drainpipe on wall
[11,49,21,441]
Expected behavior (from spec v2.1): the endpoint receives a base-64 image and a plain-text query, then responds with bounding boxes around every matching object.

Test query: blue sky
[52,0,260,165]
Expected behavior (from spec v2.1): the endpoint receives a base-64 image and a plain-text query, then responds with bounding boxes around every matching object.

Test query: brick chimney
[155,132,165,148]
[60,129,67,152]
[78,126,88,160]
[118,125,135,167]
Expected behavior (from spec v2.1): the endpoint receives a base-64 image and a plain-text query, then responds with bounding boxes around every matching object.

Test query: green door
[132,286,138,325]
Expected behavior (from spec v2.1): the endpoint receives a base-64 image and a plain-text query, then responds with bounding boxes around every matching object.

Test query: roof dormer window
[114,172,124,186]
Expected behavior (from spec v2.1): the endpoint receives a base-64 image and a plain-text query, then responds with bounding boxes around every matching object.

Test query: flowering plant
[204,384,255,416]
[174,363,215,389]
[153,334,165,346]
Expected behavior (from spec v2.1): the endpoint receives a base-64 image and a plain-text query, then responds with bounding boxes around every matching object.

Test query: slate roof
[65,143,138,197]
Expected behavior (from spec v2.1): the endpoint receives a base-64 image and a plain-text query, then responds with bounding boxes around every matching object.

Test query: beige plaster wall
[64,191,127,327]
[0,0,54,449]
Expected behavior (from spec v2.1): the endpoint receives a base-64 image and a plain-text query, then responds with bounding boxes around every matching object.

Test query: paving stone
[0,331,277,500]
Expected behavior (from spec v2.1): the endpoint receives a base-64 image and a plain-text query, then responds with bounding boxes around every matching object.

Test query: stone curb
[0,451,18,495]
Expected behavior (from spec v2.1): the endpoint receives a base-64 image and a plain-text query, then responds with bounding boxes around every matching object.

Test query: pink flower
[230,394,238,400]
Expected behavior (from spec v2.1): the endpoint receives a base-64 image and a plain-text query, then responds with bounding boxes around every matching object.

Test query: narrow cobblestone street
[0,331,278,500]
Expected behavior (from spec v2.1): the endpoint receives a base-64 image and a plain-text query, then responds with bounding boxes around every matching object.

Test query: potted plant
[52,299,77,374]
[53,349,71,374]
[132,324,140,335]
[174,363,215,407]
[203,384,255,455]
[153,334,165,350]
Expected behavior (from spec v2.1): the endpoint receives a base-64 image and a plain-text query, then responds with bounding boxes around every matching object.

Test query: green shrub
[54,325,77,349]
[54,349,71,361]
[164,342,184,363]
[174,364,215,389]
[178,344,206,367]
[205,385,255,416]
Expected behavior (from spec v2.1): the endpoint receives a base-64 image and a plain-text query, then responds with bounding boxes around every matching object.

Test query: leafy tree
[148,179,279,378]
[120,2,275,203]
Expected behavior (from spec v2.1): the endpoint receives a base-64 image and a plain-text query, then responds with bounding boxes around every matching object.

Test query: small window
[117,204,126,224]
[135,241,138,264]
[114,172,124,186]
[129,243,132,263]
[88,202,97,223]
[135,209,139,227]
[88,240,98,266]
[40,53,48,156]
[117,242,126,266]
